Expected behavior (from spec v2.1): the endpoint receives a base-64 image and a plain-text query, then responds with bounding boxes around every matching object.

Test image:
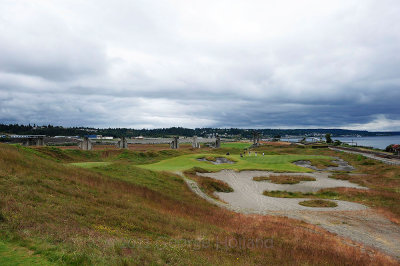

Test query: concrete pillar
[23,138,34,146]
[192,136,200,148]
[79,137,92,150]
[170,136,179,149]
[215,136,221,148]
[117,137,128,149]
[22,137,44,146]
[253,132,260,146]
[36,137,44,146]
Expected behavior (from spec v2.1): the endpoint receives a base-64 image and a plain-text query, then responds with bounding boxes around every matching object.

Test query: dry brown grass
[0,144,398,264]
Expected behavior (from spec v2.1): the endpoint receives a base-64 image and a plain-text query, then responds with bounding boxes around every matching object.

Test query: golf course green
[138,154,332,172]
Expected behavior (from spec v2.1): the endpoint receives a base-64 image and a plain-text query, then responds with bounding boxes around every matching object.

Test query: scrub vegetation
[184,167,233,200]
[0,143,398,265]
[299,200,338,208]
[308,158,339,169]
[253,175,316,184]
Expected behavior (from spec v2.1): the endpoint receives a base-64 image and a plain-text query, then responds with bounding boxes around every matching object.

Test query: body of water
[333,136,400,150]
[279,135,400,150]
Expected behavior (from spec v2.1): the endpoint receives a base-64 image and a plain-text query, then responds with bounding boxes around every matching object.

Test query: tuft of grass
[253,175,316,184]
[184,168,233,200]
[299,200,338,208]
[263,190,339,199]
[199,177,234,193]
[299,200,337,208]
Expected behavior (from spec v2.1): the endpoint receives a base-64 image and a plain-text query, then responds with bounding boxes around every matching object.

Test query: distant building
[10,135,46,138]
[84,135,99,139]
[83,135,113,140]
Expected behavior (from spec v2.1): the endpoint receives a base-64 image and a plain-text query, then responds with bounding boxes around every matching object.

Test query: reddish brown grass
[0,144,398,265]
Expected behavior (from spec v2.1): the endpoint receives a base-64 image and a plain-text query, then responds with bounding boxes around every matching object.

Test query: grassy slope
[138,154,331,172]
[0,144,396,265]
[0,240,52,265]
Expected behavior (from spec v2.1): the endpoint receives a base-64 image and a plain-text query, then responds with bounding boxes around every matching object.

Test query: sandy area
[197,170,366,211]
[182,168,400,259]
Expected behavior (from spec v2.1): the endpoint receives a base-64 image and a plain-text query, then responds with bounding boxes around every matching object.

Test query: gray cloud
[0,0,400,130]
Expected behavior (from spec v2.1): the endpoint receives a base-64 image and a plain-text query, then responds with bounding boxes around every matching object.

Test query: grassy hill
[0,144,395,265]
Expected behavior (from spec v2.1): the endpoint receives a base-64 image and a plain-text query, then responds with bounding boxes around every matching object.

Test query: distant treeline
[0,123,399,138]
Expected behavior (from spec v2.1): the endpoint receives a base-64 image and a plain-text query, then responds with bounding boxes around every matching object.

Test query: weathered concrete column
[36,137,45,146]
[253,132,260,146]
[79,137,92,150]
[170,136,179,149]
[215,136,221,148]
[23,138,34,146]
[22,137,44,146]
[192,136,200,148]
[117,137,128,149]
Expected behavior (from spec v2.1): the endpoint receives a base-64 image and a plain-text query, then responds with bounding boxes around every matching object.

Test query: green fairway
[220,142,252,149]
[69,161,112,168]
[138,153,331,172]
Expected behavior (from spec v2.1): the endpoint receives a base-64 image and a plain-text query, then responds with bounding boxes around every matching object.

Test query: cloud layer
[1,0,400,130]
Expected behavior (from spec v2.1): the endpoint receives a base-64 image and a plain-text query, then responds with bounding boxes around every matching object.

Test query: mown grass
[18,145,188,164]
[253,175,316,184]
[0,143,397,265]
[138,153,332,172]
[299,200,338,208]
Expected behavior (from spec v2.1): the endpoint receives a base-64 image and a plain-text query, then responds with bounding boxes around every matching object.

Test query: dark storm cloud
[0,0,400,130]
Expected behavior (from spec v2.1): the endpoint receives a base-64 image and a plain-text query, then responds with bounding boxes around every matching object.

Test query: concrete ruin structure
[79,137,93,150]
[215,135,221,148]
[117,137,128,149]
[192,136,200,148]
[170,136,179,149]
[22,136,45,146]
[253,132,260,146]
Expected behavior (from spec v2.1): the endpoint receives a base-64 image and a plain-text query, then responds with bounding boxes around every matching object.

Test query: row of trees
[0,123,397,138]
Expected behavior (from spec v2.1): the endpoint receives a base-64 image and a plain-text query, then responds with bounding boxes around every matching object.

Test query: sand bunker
[197,157,235,165]
[197,170,367,212]
[293,158,355,171]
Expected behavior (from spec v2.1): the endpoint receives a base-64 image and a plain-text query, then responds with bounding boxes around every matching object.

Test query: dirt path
[182,170,400,259]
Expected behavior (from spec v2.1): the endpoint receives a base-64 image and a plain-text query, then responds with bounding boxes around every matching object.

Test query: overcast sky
[0,0,400,130]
